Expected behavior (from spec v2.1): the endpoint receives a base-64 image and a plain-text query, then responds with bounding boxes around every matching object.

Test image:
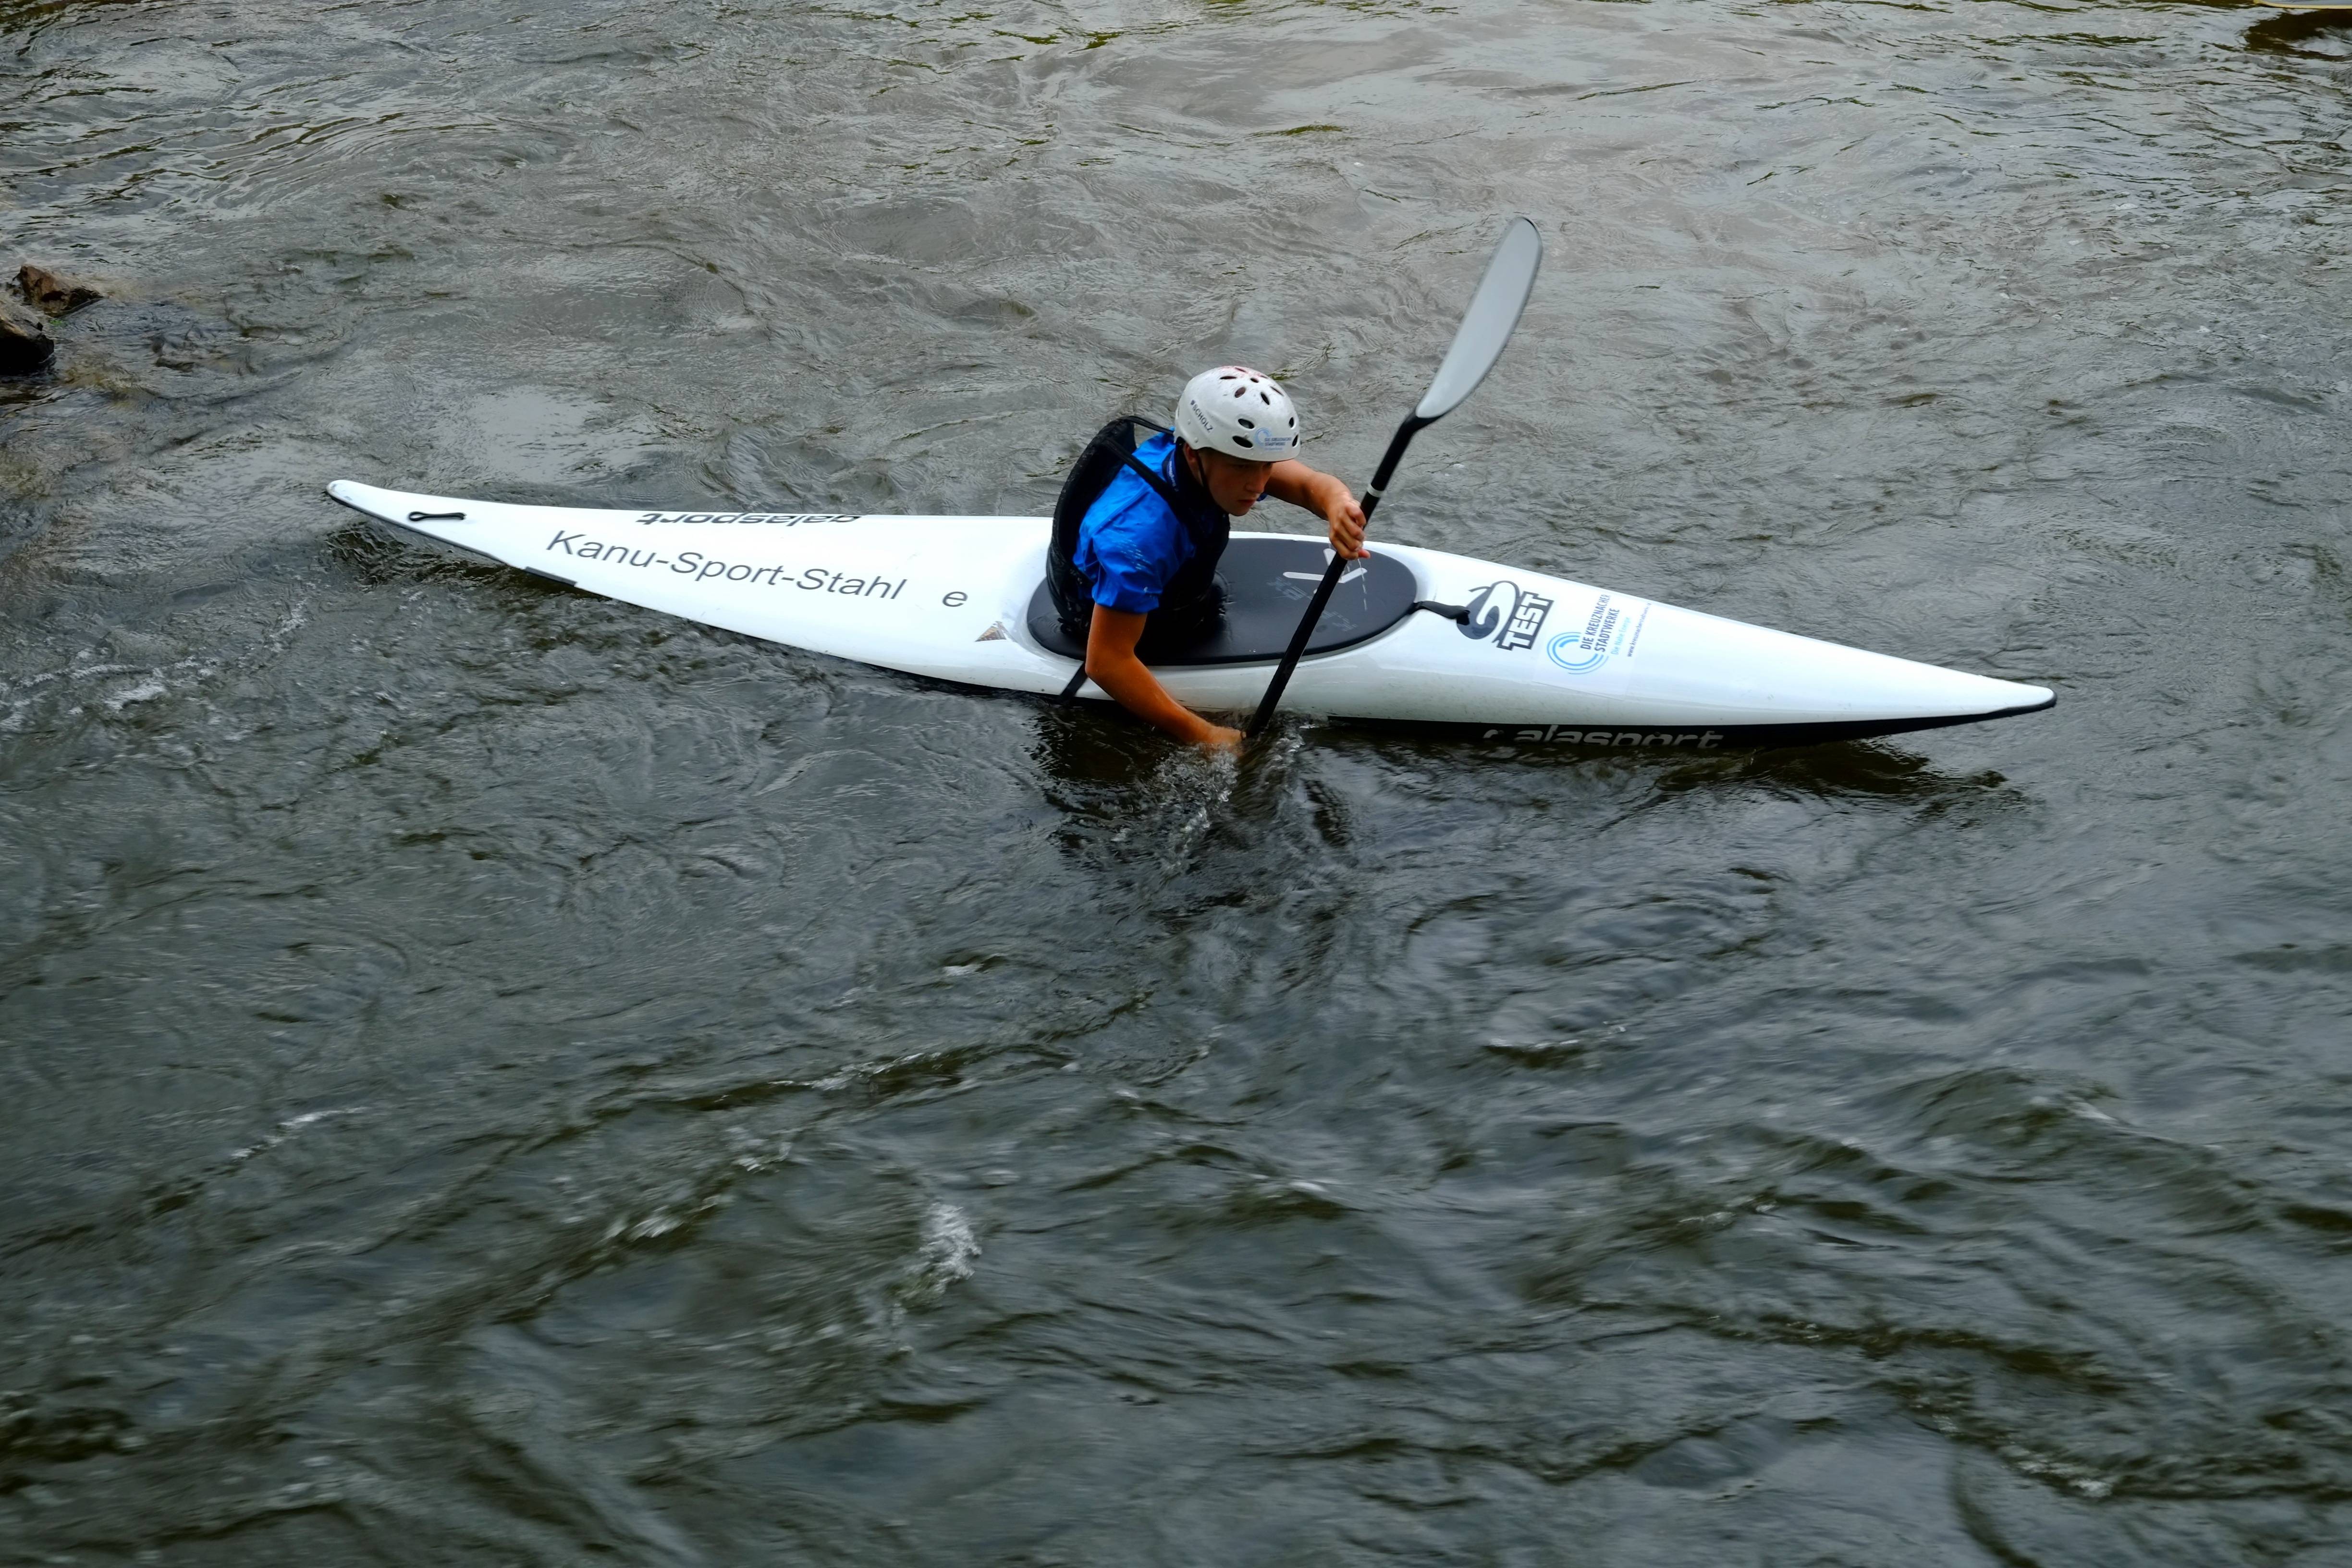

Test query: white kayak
[325,479,2053,750]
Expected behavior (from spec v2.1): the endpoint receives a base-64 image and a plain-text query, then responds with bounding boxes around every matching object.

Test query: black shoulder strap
[1114,431,1183,514]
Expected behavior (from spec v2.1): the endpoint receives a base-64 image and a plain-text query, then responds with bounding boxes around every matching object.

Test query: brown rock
[17,264,101,317]
[0,293,55,374]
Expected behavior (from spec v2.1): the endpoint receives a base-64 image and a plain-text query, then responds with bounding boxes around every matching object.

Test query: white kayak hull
[325,480,2053,750]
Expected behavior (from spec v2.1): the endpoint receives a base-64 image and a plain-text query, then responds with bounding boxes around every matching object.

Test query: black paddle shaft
[1244,416,1426,737]
[1239,216,1543,741]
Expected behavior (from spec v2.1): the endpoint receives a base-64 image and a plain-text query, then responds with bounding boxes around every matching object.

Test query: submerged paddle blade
[1413,216,1543,422]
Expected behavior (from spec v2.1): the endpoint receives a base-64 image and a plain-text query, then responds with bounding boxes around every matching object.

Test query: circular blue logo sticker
[1546,633,1606,673]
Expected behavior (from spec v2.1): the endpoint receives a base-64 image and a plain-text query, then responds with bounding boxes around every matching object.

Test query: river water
[5,0,2351,1561]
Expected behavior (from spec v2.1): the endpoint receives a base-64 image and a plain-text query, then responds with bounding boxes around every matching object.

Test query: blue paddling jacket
[1046,416,1230,641]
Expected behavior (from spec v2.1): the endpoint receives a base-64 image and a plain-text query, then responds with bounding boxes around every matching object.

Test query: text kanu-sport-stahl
[324,480,2055,749]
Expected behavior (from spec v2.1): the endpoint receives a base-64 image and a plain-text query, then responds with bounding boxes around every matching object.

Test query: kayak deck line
[324,479,2057,750]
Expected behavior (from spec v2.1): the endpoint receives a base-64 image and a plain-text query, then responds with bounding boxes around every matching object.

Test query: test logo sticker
[1459,582,1514,642]
[1459,582,1552,652]
[1498,590,1553,652]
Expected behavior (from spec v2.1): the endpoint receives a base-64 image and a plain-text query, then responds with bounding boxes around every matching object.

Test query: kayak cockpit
[1023,536,1421,665]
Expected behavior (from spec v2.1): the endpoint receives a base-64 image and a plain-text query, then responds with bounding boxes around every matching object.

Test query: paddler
[1045,367,1366,749]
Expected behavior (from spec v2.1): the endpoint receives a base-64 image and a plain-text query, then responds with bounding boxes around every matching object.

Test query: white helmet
[1174,366,1299,462]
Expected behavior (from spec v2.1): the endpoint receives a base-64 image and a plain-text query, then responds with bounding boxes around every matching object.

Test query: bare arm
[1266,460,1368,559]
[1085,605,1242,749]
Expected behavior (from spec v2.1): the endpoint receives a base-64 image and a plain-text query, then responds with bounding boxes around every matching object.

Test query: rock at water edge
[17,264,102,317]
[0,294,55,375]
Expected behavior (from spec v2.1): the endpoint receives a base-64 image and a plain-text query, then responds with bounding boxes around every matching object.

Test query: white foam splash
[228,1106,364,1164]
[902,1202,979,1304]
[103,676,168,711]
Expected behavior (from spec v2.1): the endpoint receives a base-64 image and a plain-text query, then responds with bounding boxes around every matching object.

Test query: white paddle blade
[1413,216,1543,422]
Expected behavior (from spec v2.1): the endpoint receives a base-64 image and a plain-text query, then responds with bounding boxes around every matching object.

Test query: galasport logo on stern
[1458,581,1554,652]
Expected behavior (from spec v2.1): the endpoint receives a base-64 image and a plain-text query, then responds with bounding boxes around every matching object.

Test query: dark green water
[6,0,2352,1561]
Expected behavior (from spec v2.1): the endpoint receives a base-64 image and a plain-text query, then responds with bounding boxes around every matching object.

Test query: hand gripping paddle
[1245,216,1544,738]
